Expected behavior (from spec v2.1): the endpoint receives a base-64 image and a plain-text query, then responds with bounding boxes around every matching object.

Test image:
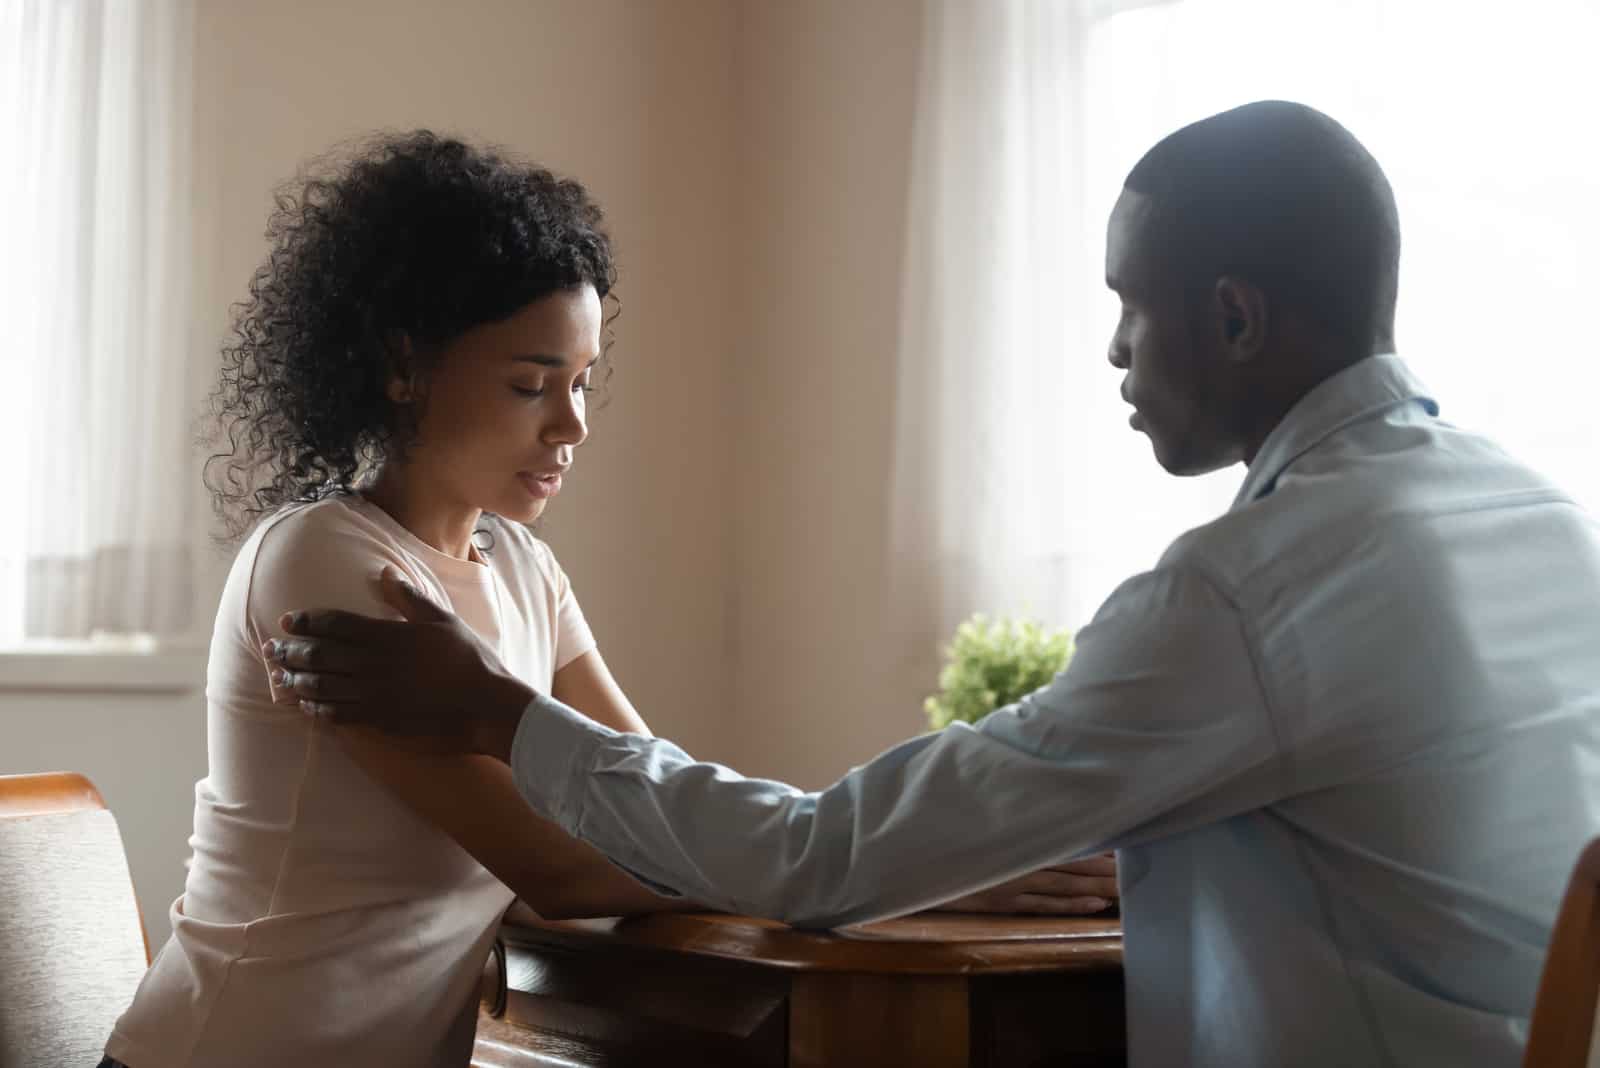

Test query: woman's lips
[518,472,563,499]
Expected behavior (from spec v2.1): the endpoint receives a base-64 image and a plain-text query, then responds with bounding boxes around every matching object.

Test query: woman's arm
[550,649,649,737]
[928,855,1118,914]
[338,649,685,919]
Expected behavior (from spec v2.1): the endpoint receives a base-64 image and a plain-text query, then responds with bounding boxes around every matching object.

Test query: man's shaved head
[1123,100,1401,353]
[1106,102,1403,476]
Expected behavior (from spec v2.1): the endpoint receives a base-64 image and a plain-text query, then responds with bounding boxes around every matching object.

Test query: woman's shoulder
[480,515,558,566]
[478,516,569,592]
[233,498,386,579]
[229,496,349,545]
[477,517,593,671]
[225,497,417,627]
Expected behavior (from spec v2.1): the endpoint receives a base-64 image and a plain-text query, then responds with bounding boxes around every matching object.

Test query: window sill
[0,642,206,694]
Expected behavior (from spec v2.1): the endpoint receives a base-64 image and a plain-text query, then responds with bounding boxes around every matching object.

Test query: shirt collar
[1231,353,1439,511]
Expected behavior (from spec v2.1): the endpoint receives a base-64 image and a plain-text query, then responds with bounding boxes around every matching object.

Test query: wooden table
[471,907,1124,1068]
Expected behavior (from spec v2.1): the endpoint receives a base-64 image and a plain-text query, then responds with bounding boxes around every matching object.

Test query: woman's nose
[544,394,588,447]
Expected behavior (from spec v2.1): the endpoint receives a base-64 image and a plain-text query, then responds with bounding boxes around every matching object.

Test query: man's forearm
[507,697,1089,928]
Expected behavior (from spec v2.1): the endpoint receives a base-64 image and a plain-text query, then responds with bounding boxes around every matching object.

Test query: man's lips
[1121,385,1143,431]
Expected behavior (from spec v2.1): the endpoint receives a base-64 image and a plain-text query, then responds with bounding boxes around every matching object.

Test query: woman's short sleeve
[548,549,597,672]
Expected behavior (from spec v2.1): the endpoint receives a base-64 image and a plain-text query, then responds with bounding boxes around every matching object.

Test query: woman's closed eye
[511,380,595,398]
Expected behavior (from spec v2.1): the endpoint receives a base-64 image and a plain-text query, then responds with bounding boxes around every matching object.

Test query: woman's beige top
[107,497,594,1067]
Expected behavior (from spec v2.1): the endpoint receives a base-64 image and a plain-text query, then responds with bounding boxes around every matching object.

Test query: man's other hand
[265,566,534,760]
[929,854,1119,916]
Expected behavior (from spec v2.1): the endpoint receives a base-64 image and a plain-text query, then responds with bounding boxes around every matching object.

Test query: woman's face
[399,284,601,525]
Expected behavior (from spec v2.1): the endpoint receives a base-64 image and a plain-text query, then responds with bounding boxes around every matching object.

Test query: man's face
[1104,190,1243,476]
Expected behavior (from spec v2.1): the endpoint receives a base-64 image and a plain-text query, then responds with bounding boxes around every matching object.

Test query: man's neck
[1241,348,1374,467]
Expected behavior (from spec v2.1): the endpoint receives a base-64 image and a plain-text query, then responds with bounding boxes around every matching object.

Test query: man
[267,102,1600,1067]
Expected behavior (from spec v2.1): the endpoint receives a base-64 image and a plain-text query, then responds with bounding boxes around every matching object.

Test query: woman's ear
[384,331,419,403]
[1213,275,1268,363]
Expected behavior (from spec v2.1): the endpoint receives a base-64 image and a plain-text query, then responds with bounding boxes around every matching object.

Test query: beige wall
[3,0,933,947]
[189,0,742,761]
[726,0,928,786]
[7,0,744,949]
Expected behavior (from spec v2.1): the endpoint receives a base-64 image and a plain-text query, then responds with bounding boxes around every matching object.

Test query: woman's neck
[364,464,482,560]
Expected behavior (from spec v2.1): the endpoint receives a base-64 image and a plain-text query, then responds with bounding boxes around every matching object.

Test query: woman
[104,131,1115,1067]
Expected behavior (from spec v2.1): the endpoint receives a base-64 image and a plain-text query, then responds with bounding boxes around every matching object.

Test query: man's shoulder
[1160,416,1587,602]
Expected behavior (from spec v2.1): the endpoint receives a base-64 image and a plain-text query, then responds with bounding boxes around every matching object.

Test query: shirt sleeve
[511,563,1288,928]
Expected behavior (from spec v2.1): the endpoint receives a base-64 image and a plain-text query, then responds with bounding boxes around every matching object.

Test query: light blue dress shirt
[511,354,1600,1068]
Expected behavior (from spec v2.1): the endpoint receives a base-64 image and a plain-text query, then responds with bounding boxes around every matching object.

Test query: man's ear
[1213,275,1268,363]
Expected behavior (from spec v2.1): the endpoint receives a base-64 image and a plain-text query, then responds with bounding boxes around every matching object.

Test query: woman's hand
[928,854,1118,915]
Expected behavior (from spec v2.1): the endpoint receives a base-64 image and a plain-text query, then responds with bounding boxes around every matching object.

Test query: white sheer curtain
[889,0,1600,665]
[0,0,197,644]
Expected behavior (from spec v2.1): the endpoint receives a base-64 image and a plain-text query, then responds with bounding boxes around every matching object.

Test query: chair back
[1526,837,1600,1068]
[0,772,149,1068]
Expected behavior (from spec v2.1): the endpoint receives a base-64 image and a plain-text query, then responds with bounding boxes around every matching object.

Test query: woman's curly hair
[205,130,617,540]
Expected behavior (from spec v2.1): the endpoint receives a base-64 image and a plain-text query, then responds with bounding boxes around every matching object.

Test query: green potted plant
[924,614,1074,730]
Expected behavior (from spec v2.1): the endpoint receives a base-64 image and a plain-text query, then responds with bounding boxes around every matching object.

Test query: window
[1081,0,1600,511]
[889,0,1600,645]
[0,0,197,648]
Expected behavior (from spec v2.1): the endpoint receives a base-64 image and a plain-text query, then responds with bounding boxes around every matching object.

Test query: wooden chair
[1526,837,1600,1068]
[0,772,151,1068]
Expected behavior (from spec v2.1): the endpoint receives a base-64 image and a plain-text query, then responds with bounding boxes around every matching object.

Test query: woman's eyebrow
[510,355,602,368]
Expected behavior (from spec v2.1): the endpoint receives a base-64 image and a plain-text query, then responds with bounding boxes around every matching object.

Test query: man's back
[1127,353,1600,1066]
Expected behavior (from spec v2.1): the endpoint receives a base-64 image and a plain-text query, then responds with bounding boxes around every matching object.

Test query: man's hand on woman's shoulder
[267,566,535,760]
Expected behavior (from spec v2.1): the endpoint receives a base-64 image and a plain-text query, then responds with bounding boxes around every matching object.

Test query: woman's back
[107,497,593,1067]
